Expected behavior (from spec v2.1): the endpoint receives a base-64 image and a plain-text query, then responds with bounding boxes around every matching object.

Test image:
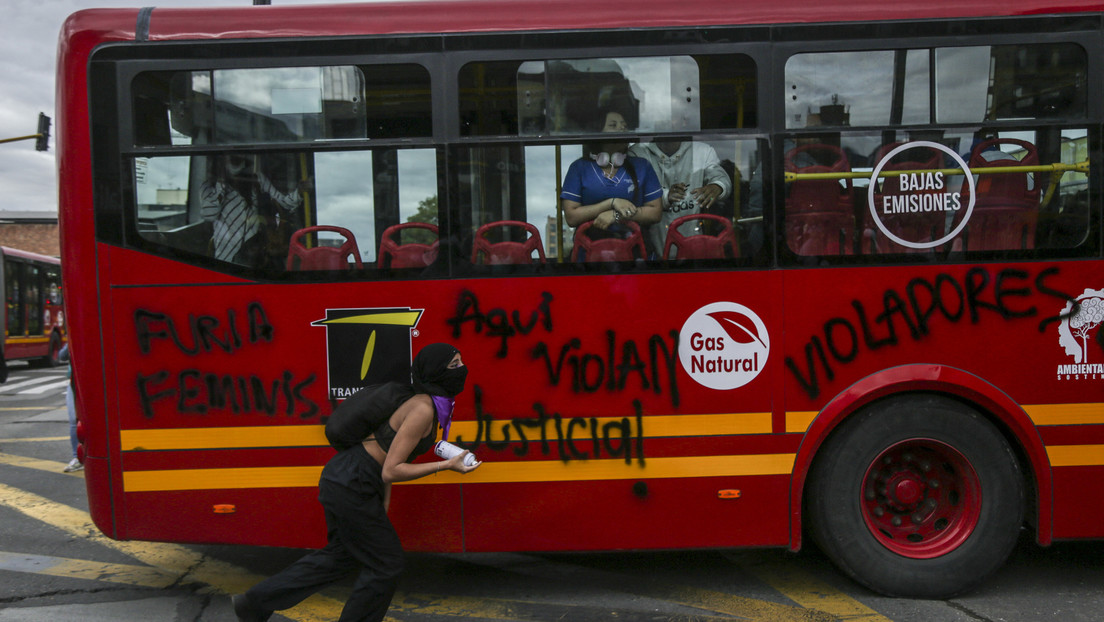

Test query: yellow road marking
[0,471,349,622]
[450,552,835,621]
[0,551,178,588]
[0,452,874,621]
[0,435,68,442]
[121,453,796,492]
[0,451,84,476]
[746,558,891,621]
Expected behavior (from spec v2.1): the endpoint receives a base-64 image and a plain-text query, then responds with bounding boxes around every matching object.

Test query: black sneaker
[232,594,272,622]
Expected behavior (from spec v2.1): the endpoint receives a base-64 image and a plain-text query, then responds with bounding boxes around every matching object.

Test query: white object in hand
[435,440,478,466]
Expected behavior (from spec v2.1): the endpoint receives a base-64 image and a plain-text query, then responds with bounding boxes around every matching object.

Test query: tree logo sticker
[1057,288,1104,380]
[679,302,770,390]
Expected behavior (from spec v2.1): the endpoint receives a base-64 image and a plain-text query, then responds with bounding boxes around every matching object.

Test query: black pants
[245,448,405,622]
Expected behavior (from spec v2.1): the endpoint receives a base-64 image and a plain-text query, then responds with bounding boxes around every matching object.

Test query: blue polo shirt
[560,157,663,207]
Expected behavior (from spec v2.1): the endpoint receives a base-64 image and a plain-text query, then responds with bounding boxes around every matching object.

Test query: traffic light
[35,113,51,152]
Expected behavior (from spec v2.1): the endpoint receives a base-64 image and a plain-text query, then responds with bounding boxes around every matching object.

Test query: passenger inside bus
[559,108,662,260]
[200,154,308,268]
[628,133,733,258]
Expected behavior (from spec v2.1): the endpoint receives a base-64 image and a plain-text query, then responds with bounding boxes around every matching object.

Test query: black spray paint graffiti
[446,290,684,463]
[134,302,320,419]
[447,289,553,358]
[531,330,681,408]
[785,266,1077,400]
[453,386,645,465]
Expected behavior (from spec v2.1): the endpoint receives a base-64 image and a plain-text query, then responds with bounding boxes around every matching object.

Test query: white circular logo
[679,302,770,390]
[866,141,976,250]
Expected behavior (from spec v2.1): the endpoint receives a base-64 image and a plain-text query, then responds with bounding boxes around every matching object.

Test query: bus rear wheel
[807,394,1024,598]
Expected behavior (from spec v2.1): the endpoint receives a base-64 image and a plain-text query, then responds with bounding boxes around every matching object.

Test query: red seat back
[571,221,646,262]
[663,214,738,259]
[471,220,546,265]
[957,138,1040,251]
[378,223,439,268]
[286,225,363,271]
[784,143,855,255]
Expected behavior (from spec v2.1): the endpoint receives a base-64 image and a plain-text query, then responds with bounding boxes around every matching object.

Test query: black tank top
[372,419,436,462]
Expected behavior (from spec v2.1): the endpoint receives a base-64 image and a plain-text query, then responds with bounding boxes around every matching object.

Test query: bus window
[134,147,441,273]
[454,137,764,267]
[4,260,21,336]
[459,54,757,137]
[936,45,1087,123]
[786,43,1086,129]
[780,128,1092,258]
[134,64,431,146]
[24,265,41,336]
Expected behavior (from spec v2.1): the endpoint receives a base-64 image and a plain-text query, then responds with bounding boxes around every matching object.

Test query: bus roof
[1,246,61,264]
[62,0,1104,44]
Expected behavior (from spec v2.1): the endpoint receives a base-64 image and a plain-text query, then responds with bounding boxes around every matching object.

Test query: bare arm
[564,197,659,230]
[378,395,479,484]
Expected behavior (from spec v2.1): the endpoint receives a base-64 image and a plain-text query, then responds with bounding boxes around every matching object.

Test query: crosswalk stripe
[0,376,64,392]
[20,380,70,395]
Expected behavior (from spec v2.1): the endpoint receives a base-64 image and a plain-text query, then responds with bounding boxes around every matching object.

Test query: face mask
[591,152,626,168]
[437,365,468,397]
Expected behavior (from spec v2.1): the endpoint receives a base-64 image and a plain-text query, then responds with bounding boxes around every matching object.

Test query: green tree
[404,195,438,244]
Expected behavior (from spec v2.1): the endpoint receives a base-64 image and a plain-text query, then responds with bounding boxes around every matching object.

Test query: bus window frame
[106,50,448,280]
[771,30,1102,268]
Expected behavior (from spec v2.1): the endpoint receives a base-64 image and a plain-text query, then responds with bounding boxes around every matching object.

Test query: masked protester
[233,343,480,622]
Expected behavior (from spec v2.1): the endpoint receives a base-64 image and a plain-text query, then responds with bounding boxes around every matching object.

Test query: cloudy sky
[0,0,346,215]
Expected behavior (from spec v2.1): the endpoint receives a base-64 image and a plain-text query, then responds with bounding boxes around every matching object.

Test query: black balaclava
[411,343,467,397]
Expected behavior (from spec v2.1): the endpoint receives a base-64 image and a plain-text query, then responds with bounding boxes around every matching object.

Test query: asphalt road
[1,362,1102,621]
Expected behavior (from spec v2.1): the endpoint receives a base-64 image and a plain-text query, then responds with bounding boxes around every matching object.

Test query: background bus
[58,0,1104,599]
[1,246,64,367]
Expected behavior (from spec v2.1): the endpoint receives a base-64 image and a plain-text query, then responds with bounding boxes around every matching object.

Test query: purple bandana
[432,395,455,441]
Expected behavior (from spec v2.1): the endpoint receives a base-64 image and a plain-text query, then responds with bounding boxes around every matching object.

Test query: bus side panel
[460,476,790,552]
[783,260,1104,543]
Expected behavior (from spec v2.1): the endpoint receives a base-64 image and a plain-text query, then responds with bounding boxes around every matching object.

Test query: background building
[0,211,59,256]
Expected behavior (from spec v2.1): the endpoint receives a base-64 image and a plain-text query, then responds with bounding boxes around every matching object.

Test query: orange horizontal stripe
[1046,444,1104,467]
[1024,403,1104,426]
[121,453,795,492]
[119,412,773,452]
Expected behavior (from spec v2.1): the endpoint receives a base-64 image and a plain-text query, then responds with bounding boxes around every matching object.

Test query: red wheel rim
[860,438,981,558]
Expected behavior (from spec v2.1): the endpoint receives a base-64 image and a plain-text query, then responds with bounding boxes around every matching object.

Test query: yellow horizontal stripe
[1046,444,1104,467]
[122,426,329,451]
[785,411,817,434]
[119,413,772,452]
[1024,403,1104,426]
[122,454,795,492]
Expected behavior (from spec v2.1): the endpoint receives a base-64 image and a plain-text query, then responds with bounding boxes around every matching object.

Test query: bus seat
[663,214,738,260]
[378,222,439,268]
[864,142,946,254]
[286,225,363,270]
[471,220,546,265]
[571,221,647,262]
[784,143,855,256]
[958,138,1040,251]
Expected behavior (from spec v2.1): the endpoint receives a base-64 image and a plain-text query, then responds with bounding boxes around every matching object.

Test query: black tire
[807,394,1023,598]
[33,334,61,368]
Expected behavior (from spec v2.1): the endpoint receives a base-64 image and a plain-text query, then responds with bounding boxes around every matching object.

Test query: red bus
[2,246,65,366]
[58,0,1104,598]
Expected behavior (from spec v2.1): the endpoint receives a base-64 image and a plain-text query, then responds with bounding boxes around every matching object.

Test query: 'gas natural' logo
[679,302,770,390]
